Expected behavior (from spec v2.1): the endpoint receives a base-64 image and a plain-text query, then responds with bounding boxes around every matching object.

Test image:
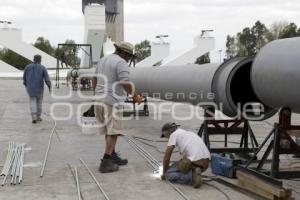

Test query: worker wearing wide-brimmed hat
[160,122,211,188]
[92,41,143,173]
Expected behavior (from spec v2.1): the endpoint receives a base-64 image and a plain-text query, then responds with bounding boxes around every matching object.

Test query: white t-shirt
[167,128,210,161]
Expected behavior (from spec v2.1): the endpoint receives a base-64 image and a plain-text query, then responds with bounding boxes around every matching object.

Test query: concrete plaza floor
[0,79,299,200]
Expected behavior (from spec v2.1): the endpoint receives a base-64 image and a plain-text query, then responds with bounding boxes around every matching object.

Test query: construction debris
[1,142,25,186]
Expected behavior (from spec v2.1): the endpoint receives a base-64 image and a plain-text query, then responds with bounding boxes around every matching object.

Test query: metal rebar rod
[79,158,110,200]
[126,136,160,167]
[11,146,20,185]
[126,136,159,164]
[124,136,191,200]
[126,139,158,169]
[167,180,191,200]
[1,142,11,176]
[42,112,61,142]
[54,129,61,142]
[12,149,19,185]
[67,164,85,200]
[126,137,158,168]
[127,140,158,169]
[3,142,14,176]
[15,144,23,185]
[1,142,11,175]
[2,149,15,186]
[2,143,16,186]
[19,144,25,183]
[75,167,82,200]
[10,146,18,180]
[6,142,15,175]
[16,146,21,179]
[128,136,160,164]
[132,142,160,166]
[40,121,56,177]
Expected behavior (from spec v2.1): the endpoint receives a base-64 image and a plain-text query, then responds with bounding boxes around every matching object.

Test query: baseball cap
[160,122,180,138]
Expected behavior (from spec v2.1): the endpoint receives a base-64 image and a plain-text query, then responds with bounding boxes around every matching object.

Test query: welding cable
[205,182,231,200]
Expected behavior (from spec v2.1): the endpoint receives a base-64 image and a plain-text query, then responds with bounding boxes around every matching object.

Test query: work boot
[32,117,37,124]
[99,159,119,173]
[112,151,128,166]
[192,167,203,188]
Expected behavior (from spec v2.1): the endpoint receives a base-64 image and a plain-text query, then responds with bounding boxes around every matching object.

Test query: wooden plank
[214,178,265,199]
[236,171,290,198]
[238,179,275,200]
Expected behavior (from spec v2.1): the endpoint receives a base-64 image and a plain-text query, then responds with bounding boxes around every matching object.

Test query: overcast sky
[1,0,300,62]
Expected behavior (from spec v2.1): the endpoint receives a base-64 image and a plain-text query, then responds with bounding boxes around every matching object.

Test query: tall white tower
[81,0,124,67]
[81,4,106,67]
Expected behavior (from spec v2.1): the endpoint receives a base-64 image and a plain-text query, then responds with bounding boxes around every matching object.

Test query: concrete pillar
[106,0,124,43]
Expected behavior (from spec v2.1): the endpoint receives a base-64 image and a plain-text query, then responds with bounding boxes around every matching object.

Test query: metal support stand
[123,96,149,117]
[243,107,300,179]
[55,43,93,89]
[198,108,258,154]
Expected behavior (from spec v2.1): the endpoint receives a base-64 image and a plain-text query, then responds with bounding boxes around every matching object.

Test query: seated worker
[160,122,210,188]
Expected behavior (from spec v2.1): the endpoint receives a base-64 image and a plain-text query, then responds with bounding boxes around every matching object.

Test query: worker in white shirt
[160,122,210,188]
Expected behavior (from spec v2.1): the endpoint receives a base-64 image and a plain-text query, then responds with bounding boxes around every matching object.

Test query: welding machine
[211,154,242,178]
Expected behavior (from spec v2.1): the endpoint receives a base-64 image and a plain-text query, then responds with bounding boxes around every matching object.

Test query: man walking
[23,55,51,123]
[92,42,142,173]
[160,123,210,188]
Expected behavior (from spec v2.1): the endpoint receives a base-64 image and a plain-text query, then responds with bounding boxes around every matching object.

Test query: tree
[225,21,300,58]
[279,23,299,39]
[0,48,4,58]
[266,21,289,41]
[237,27,257,56]
[195,53,210,64]
[134,40,151,63]
[34,37,55,56]
[251,21,269,50]
[55,39,81,68]
[0,48,31,70]
[225,35,236,58]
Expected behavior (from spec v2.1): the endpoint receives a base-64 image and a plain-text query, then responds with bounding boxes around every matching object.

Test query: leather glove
[133,94,143,105]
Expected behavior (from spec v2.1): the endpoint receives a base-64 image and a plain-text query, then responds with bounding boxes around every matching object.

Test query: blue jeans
[166,162,193,185]
[29,95,43,119]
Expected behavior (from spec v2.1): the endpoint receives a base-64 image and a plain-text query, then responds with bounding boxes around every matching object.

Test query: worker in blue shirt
[23,55,51,123]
